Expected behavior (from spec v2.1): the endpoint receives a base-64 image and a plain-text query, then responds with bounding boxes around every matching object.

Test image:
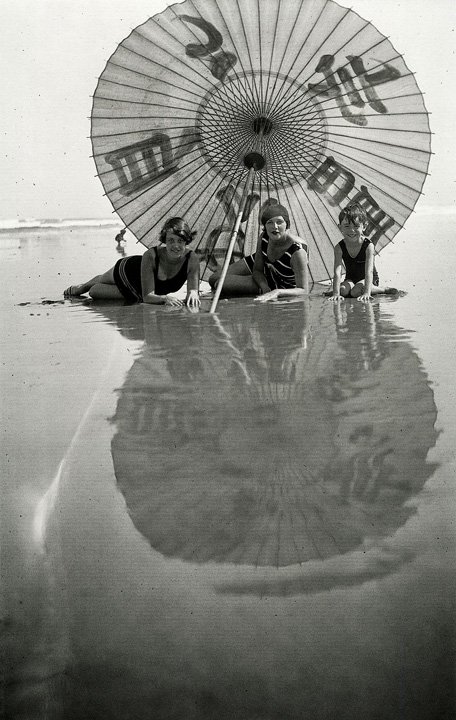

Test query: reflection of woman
[89,298,437,573]
[109,303,341,567]
[209,204,309,301]
[322,300,438,515]
[64,217,200,308]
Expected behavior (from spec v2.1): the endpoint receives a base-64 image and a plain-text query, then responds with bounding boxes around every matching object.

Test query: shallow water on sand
[1,218,455,719]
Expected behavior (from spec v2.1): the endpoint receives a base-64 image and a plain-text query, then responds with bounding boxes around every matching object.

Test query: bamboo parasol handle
[209,166,256,314]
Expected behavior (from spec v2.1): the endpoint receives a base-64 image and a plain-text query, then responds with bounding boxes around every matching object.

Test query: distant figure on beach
[115,228,127,255]
[64,217,200,308]
[328,204,397,303]
[209,203,309,302]
[115,228,127,245]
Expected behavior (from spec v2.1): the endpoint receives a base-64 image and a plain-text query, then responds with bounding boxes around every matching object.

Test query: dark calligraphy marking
[350,185,396,243]
[105,129,199,196]
[307,54,401,126]
[307,155,356,206]
[307,157,395,244]
[347,56,400,114]
[180,15,237,81]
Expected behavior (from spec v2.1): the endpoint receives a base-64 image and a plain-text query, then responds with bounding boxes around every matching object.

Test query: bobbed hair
[338,203,367,226]
[159,217,196,245]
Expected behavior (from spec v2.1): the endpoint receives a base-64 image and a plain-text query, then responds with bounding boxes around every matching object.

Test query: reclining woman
[64,217,200,308]
[209,204,309,302]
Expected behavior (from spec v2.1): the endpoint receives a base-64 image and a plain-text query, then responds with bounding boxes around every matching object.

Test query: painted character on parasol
[64,217,201,308]
[329,204,397,303]
[209,204,309,302]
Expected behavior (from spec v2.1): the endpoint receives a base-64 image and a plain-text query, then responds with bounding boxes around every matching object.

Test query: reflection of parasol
[91,0,431,296]
[102,300,438,570]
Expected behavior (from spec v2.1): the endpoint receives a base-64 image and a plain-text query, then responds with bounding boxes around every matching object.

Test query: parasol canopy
[91,0,431,283]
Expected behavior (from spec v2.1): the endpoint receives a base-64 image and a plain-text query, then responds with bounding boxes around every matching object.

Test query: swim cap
[260,204,290,228]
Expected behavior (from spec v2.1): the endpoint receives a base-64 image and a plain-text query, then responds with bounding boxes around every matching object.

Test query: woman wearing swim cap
[209,203,309,301]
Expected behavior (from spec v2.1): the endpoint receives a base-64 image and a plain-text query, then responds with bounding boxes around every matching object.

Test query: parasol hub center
[252,116,273,135]
[244,152,266,170]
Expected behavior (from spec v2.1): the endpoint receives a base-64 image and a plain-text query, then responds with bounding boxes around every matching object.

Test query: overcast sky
[1,0,455,219]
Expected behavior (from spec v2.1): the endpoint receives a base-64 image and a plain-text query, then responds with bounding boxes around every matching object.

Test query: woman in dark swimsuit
[209,203,309,301]
[330,204,396,303]
[64,217,200,309]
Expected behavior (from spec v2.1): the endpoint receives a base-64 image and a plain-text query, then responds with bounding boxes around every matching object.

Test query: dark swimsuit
[243,234,308,289]
[339,238,379,286]
[113,248,190,303]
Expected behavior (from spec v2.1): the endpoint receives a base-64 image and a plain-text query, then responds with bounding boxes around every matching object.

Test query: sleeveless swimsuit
[114,248,190,302]
[243,234,308,290]
[339,238,379,286]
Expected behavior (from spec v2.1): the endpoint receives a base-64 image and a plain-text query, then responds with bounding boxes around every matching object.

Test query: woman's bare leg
[209,258,252,289]
[217,274,259,297]
[350,282,398,298]
[370,285,399,295]
[340,280,354,297]
[64,266,117,297]
[88,283,124,300]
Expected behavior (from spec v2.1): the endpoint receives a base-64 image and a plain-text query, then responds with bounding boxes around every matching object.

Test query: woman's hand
[164,295,184,306]
[357,293,372,303]
[186,289,201,309]
[254,289,279,303]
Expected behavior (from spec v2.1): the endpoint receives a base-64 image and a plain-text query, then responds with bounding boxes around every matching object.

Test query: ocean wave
[0,218,120,232]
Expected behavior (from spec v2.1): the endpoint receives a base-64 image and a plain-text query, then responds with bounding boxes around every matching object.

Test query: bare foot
[64,285,87,297]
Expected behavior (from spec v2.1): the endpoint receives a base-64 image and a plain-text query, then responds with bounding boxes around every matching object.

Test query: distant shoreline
[0,218,120,232]
[1,205,454,236]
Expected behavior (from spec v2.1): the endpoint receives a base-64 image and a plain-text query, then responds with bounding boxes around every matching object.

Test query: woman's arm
[330,243,344,302]
[185,251,201,308]
[254,248,309,303]
[359,242,374,302]
[251,235,270,294]
[291,248,309,294]
[141,249,167,304]
[142,248,181,305]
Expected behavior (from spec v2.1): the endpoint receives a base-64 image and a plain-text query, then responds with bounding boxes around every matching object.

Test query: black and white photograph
[1,1,455,718]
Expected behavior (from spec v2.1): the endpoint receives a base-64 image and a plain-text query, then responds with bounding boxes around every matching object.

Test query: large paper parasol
[91,0,431,288]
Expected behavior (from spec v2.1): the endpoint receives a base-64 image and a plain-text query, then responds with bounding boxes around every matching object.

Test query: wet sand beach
[1,215,455,719]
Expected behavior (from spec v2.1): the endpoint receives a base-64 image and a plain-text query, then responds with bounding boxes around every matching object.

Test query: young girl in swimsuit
[329,204,396,303]
[64,217,200,309]
[208,203,309,301]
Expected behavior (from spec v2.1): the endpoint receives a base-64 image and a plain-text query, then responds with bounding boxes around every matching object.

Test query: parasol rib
[112,146,245,225]
[165,6,264,117]
[266,0,330,113]
[272,64,425,124]
[233,0,264,114]
[269,31,407,122]
[125,27,262,120]
[273,36,396,120]
[267,2,354,115]
[169,1,263,116]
